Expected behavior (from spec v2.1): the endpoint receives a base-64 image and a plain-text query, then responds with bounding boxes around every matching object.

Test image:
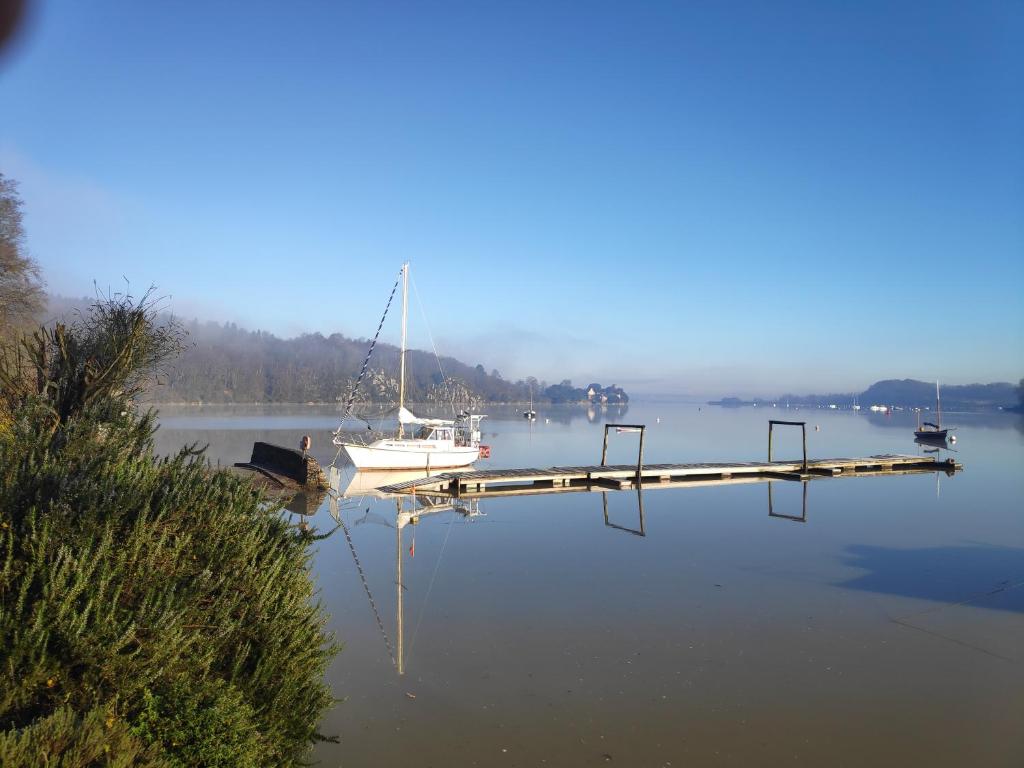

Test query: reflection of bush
[0,296,336,766]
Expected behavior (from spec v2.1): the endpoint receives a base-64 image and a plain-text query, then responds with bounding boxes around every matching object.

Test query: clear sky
[1,0,1021,396]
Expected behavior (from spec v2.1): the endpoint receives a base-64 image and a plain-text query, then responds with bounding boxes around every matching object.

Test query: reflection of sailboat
[332,263,487,471]
[393,496,481,675]
[338,469,448,499]
[914,380,948,442]
[330,485,480,676]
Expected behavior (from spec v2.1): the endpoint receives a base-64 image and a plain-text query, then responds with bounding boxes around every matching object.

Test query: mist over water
[156,402,1024,767]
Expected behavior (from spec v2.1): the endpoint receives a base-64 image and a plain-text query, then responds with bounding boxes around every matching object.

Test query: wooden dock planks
[376,454,961,499]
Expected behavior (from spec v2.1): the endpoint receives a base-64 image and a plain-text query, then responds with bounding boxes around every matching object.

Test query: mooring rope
[337,508,397,668]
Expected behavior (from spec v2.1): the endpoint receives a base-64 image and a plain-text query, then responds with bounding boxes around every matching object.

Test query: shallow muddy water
[154,402,1024,767]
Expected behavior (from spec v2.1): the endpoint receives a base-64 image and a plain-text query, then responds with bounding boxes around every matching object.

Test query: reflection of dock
[378,455,961,499]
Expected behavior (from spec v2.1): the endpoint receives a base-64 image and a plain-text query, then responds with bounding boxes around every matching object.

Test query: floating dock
[377,454,961,499]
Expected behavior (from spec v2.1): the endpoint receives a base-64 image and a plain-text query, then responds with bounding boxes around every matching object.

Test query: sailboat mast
[936,380,941,428]
[398,263,409,439]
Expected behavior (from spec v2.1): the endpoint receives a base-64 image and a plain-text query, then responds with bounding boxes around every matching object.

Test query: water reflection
[151,403,1024,765]
[601,489,646,536]
[283,489,328,517]
[767,480,808,523]
[838,544,1024,614]
[331,471,483,676]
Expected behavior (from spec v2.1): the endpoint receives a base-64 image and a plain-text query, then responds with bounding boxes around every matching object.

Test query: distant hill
[45,295,627,406]
[715,378,1020,411]
[858,379,1017,410]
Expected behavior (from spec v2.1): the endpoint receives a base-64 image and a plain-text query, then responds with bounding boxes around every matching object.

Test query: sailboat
[523,386,536,420]
[914,380,948,441]
[332,263,488,471]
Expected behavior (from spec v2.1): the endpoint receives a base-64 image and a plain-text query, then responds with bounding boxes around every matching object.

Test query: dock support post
[601,425,610,466]
[636,425,646,485]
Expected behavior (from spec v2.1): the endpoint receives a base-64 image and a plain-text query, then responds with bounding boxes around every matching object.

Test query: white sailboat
[332,263,488,471]
[523,386,536,420]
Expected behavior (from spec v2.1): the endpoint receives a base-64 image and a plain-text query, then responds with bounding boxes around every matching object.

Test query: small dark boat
[914,423,947,441]
[914,381,948,441]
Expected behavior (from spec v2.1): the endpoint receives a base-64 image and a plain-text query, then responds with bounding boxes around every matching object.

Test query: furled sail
[397,406,452,427]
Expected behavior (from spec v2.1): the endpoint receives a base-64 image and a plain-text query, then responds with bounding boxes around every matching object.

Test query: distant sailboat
[914,380,948,442]
[523,386,536,420]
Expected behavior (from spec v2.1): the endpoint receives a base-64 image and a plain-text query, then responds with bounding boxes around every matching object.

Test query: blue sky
[1,0,1021,395]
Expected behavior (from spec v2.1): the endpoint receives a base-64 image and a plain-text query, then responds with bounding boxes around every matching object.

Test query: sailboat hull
[341,441,480,471]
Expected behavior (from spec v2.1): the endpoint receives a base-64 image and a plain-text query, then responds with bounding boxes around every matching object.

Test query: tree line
[43,298,629,406]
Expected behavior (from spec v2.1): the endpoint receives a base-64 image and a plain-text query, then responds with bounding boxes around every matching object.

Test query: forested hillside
[46,297,628,405]
[152,318,524,404]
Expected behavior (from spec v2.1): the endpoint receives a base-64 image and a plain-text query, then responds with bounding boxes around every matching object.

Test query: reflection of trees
[862,410,1023,431]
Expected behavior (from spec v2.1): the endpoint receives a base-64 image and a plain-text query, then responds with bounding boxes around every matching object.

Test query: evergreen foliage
[0,173,45,346]
[0,296,337,766]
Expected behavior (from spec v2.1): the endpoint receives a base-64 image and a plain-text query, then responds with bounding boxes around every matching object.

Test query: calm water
[154,402,1024,767]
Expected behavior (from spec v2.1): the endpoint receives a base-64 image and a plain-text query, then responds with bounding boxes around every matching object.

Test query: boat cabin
[412,416,484,447]
[414,425,454,442]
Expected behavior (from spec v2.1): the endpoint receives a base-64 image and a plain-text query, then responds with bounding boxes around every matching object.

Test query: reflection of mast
[334,489,478,678]
[331,494,397,668]
[393,495,480,676]
[396,498,404,676]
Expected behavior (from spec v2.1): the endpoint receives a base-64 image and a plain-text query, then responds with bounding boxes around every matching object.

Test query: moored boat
[332,263,489,471]
[341,408,486,471]
[914,380,948,442]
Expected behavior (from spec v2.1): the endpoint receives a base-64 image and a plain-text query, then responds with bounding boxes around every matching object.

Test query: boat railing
[332,429,389,448]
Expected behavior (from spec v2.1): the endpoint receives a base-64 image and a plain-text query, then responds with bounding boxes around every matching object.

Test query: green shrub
[0,705,164,768]
[130,678,268,767]
[0,296,337,765]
